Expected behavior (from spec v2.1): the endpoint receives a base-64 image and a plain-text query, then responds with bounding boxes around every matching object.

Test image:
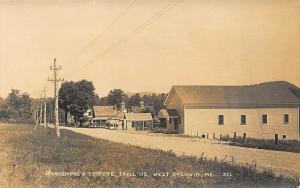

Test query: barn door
[174,118,179,131]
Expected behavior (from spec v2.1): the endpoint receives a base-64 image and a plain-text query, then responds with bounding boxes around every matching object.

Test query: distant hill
[125,92,164,97]
[256,81,300,99]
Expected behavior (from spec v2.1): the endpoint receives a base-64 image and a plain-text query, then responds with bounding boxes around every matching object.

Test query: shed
[124,113,153,131]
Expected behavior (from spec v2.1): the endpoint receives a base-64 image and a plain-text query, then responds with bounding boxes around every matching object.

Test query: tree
[152,93,167,114]
[1,89,33,122]
[59,80,96,125]
[127,93,142,107]
[107,89,125,108]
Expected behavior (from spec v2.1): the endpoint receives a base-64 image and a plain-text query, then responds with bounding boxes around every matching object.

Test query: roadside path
[61,127,300,179]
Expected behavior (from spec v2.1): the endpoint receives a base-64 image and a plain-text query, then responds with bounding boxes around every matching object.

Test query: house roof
[158,109,179,118]
[165,82,300,107]
[125,113,153,121]
[93,106,117,117]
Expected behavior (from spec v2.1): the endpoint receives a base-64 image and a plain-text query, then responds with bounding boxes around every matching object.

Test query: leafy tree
[127,93,142,107]
[59,80,96,125]
[107,89,125,108]
[0,89,33,122]
[96,96,109,106]
[0,96,4,107]
[152,93,167,114]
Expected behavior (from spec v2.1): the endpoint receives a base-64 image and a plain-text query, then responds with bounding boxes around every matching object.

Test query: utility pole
[34,93,43,130]
[42,87,47,128]
[48,58,64,137]
[39,92,43,126]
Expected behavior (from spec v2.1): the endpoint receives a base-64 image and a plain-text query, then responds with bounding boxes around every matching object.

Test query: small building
[158,109,180,133]
[92,106,118,127]
[162,82,300,140]
[124,113,153,131]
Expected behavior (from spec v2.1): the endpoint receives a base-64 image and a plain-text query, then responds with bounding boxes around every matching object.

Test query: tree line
[0,80,167,124]
[0,89,34,123]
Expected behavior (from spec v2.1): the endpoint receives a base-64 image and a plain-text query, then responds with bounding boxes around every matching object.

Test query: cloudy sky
[0,0,300,98]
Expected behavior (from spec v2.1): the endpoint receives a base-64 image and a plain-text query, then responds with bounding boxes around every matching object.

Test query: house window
[178,116,181,124]
[169,118,172,123]
[282,134,287,139]
[262,114,268,124]
[284,114,289,124]
[240,115,246,125]
[218,115,224,125]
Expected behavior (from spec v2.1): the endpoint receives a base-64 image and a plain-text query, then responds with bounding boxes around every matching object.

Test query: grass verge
[219,136,300,153]
[0,123,298,188]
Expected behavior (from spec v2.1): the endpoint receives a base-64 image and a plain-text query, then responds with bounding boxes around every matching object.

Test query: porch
[158,109,180,133]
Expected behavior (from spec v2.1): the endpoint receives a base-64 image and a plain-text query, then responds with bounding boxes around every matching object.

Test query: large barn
[160,82,300,140]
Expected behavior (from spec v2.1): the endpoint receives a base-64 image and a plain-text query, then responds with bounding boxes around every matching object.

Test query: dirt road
[62,127,300,178]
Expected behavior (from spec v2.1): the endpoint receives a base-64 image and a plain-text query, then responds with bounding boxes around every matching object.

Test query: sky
[0,0,300,98]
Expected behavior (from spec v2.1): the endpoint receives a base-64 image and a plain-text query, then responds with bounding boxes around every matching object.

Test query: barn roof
[165,82,300,107]
[93,106,117,117]
[125,113,153,121]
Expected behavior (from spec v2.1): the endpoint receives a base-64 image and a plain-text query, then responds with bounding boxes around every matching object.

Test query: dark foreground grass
[220,136,300,153]
[0,123,298,188]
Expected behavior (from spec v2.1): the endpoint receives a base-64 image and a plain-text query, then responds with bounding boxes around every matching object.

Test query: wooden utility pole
[39,93,43,126]
[48,58,64,137]
[34,93,43,130]
[42,87,47,128]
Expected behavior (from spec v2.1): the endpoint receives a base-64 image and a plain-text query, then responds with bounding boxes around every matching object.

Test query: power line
[77,0,181,76]
[65,0,137,77]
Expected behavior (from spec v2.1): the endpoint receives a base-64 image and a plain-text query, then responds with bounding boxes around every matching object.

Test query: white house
[92,106,118,127]
[123,113,153,131]
[161,82,300,140]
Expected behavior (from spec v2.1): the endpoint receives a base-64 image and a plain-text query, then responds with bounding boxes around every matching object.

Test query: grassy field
[0,123,298,188]
[219,136,300,153]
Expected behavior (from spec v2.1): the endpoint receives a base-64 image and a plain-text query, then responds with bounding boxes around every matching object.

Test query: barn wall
[184,107,299,140]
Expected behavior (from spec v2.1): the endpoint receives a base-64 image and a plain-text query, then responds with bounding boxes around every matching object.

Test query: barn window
[284,114,289,124]
[218,115,224,125]
[262,114,268,124]
[240,115,246,125]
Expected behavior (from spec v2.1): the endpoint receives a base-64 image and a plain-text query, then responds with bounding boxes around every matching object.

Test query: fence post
[220,134,222,140]
[213,133,215,139]
[233,132,236,142]
[243,133,246,143]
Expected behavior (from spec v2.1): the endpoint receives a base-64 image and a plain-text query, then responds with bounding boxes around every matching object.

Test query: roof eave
[184,103,300,108]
